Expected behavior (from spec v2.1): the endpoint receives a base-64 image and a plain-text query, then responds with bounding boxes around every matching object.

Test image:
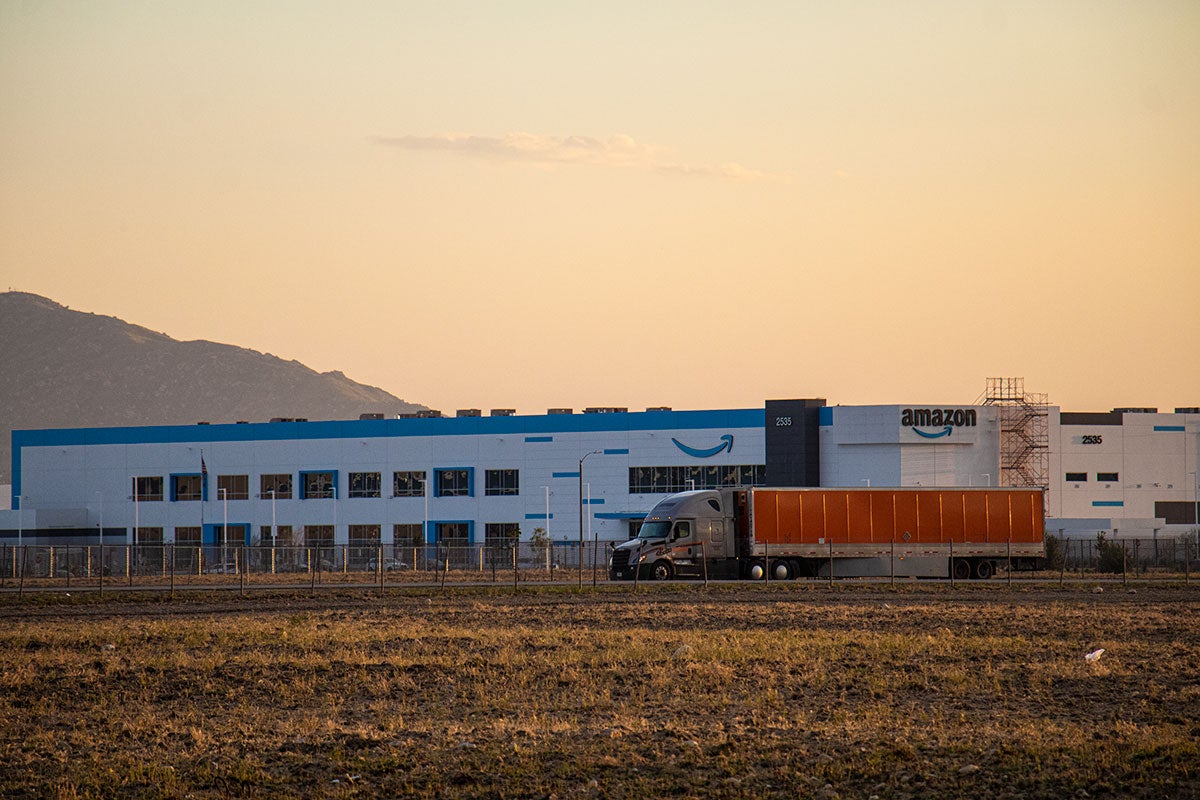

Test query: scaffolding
[983,378,1049,490]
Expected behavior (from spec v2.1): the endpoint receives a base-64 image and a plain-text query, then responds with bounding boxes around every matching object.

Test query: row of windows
[129,469,523,502]
[131,464,766,503]
[152,522,523,548]
[1065,472,1120,483]
[628,465,767,494]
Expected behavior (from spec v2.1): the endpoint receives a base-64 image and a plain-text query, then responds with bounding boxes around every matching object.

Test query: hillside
[0,292,426,483]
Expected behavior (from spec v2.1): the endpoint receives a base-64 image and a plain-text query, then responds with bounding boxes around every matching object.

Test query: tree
[1095,532,1125,574]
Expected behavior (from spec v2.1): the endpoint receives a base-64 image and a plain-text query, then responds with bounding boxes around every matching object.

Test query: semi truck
[609,486,1045,581]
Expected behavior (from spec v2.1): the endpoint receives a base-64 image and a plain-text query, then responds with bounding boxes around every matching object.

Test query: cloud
[373,132,785,183]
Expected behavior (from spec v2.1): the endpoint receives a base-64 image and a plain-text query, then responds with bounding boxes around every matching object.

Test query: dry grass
[1,584,1198,798]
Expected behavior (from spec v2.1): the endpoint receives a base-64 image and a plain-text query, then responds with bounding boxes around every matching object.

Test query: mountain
[0,292,427,484]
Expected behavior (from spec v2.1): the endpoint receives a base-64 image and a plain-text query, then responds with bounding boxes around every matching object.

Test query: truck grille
[611,549,631,571]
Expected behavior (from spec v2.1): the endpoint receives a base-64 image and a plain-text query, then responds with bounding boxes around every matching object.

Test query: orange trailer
[609,486,1046,581]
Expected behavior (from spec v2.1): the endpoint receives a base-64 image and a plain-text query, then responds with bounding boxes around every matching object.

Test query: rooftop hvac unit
[1114,407,1158,414]
[583,407,628,414]
[416,410,443,418]
[490,408,516,416]
[645,406,672,412]
[269,417,308,423]
[456,409,482,417]
[359,413,386,420]
[1175,407,1200,414]
[547,408,573,415]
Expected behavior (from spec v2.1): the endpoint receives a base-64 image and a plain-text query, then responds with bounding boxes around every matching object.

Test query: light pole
[579,451,601,588]
[16,495,25,578]
[218,487,229,568]
[132,478,140,548]
[268,489,276,548]
[93,491,102,542]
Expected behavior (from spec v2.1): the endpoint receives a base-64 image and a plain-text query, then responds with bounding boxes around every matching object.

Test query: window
[628,465,767,494]
[393,523,425,549]
[133,476,163,502]
[348,524,381,568]
[435,468,473,497]
[174,526,201,571]
[484,523,521,567]
[175,526,201,546]
[303,525,335,566]
[300,471,336,499]
[393,471,427,497]
[217,474,249,500]
[171,474,203,501]
[260,474,292,500]
[1065,472,1088,482]
[485,522,521,547]
[349,472,381,499]
[1097,472,1119,483]
[485,469,519,496]
[435,522,471,547]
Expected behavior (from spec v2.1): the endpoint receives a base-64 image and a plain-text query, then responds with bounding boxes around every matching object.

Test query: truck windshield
[637,521,671,540]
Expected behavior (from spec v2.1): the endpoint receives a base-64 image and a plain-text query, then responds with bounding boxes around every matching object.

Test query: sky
[2,1,1198,416]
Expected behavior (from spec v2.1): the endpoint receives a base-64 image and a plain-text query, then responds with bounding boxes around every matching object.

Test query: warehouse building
[2,398,1197,550]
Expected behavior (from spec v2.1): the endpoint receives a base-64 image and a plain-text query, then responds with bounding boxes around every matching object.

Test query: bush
[1095,532,1126,574]
[1043,533,1066,571]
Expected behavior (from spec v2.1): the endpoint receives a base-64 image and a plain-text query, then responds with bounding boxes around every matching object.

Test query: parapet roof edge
[12,407,766,449]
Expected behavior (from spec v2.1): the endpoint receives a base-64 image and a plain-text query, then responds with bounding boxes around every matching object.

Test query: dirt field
[1,583,1198,799]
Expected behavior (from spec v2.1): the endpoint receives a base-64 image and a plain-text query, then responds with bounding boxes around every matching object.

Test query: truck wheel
[974,559,994,580]
[650,560,674,581]
[952,559,971,581]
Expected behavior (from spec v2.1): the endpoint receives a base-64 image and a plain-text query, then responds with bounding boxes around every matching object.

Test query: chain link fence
[1,534,1197,592]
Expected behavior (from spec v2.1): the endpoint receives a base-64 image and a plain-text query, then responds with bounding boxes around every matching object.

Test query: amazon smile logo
[901,407,977,439]
[671,434,733,458]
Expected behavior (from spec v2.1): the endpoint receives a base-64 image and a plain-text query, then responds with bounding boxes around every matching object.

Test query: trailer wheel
[974,559,994,580]
[650,560,674,581]
[952,559,971,581]
[748,561,765,581]
[772,560,792,581]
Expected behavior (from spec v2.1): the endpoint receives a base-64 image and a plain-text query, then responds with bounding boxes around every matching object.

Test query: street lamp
[16,495,26,578]
[219,487,228,569]
[579,450,602,588]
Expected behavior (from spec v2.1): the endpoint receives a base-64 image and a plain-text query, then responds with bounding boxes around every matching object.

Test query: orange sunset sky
[2,2,1198,415]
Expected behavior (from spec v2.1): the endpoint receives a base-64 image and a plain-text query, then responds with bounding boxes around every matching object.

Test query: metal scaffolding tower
[983,377,1049,490]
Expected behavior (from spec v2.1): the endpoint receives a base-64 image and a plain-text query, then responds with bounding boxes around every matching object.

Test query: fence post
[828,540,833,589]
[513,543,518,589]
[18,546,26,598]
[949,540,955,588]
[309,548,316,593]
[1007,536,1012,586]
[240,546,245,597]
[701,540,709,589]
[1122,542,1127,587]
[890,537,895,587]
[169,544,175,599]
